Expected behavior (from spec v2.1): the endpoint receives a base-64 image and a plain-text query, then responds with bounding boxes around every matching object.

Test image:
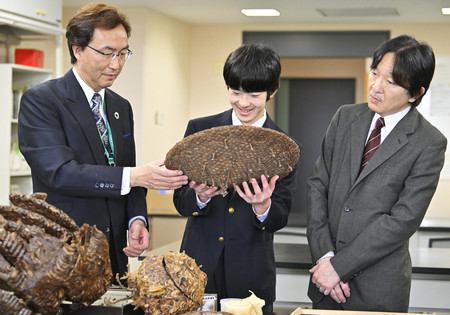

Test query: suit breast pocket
[365,165,410,210]
[121,131,133,149]
[379,165,409,188]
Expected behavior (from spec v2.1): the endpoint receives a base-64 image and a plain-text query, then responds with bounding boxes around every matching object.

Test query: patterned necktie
[360,117,385,173]
[91,93,111,152]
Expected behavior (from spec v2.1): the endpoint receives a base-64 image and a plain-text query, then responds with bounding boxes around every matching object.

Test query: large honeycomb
[127,251,207,315]
[0,193,112,314]
[165,125,300,195]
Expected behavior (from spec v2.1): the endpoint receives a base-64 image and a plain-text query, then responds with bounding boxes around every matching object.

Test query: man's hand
[330,281,351,303]
[189,181,220,203]
[123,219,149,257]
[309,257,341,295]
[235,175,278,214]
[130,160,188,190]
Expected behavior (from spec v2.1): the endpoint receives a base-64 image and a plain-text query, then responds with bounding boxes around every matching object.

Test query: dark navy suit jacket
[18,69,147,277]
[173,109,300,305]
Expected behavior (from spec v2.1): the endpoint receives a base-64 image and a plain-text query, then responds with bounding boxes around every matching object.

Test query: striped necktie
[91,93,111,153]
[360,117,385,173]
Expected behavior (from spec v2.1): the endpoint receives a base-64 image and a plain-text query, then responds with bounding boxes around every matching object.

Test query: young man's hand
[235,175,279,214]
[189,181,220,203]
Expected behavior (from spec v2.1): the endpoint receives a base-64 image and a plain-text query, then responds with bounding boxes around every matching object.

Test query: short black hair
[370,35,435,107]
[223,43,281,101]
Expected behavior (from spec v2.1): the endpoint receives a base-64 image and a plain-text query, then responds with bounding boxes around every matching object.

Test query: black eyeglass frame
[87,45,133,61]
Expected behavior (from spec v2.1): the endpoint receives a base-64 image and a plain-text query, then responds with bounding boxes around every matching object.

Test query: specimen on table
[0,193,112,314]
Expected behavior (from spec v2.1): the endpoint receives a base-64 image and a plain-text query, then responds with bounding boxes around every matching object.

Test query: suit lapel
[263,115,277,129]
[216,109,233,126]
[350,110,373,185]
[64,71,106,165]
[104,90,124,165]
[354,108,417,185]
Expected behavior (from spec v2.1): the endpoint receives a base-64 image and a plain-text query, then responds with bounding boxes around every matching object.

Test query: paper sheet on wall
[418,57,450,179]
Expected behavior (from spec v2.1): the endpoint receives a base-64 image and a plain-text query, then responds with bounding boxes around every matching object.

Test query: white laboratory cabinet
[0,0,63,204]
[0,0,62,26]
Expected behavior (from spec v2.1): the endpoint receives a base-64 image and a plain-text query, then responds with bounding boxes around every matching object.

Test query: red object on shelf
[15,49,44,68]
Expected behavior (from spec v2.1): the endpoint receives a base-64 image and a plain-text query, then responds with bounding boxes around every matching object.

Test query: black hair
[223,42,281,101]
[370,35,435,107]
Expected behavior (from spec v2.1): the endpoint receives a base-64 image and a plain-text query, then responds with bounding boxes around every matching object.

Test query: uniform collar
[231,109,267,127]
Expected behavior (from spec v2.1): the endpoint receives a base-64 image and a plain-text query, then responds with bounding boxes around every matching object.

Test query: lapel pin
[114,112,120,119]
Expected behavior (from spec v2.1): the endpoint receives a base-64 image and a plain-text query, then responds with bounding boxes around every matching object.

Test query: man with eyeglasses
[17,3,188,281]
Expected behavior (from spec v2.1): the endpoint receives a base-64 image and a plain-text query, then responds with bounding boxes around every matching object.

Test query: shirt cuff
[253,201,271,222]
[196,194,210,209]
[121,167,131,195]
[317,250,335,264]
[128,216,147,229]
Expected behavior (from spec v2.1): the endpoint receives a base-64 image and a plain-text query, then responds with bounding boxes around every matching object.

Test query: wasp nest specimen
[182,312,233,315]
[0,193,112,314]
[165,125,300,195]
[127,251,207,315]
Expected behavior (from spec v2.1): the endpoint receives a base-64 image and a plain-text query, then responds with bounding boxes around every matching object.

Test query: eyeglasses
[87,45,133,61]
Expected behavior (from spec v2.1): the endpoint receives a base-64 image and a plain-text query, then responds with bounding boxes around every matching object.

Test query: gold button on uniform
[228,207,235,214]
[192,212,199,216]
[261,226,266,231]
[218,237,225,242]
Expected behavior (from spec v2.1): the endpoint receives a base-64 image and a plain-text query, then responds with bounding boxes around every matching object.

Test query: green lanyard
[99,99,115,166]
